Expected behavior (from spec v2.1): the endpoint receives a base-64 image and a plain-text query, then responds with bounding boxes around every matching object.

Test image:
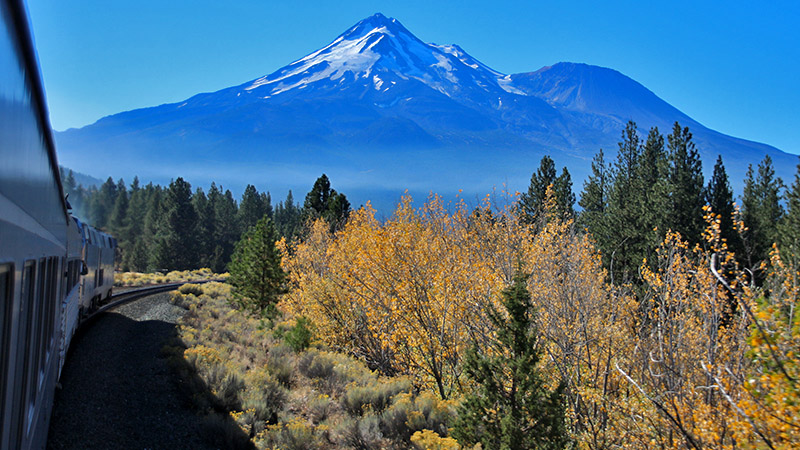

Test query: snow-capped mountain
[56,13,797,209]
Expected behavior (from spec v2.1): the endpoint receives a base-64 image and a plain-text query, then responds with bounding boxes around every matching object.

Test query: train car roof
[5,0,69,218]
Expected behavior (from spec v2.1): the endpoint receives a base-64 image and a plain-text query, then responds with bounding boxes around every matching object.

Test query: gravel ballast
[46,292,216,449]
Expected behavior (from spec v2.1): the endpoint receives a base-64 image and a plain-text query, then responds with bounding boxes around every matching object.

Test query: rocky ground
[47,292,217,449]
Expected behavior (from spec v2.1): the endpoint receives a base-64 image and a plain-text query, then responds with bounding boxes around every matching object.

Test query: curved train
[1,1,116,448]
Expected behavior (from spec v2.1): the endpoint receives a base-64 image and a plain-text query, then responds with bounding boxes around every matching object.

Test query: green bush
[283,316,313,352]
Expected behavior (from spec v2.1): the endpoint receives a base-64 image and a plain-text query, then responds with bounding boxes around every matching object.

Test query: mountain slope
[56,13,797,209]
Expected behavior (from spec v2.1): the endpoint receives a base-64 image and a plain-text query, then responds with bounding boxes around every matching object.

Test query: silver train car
[0,1,116,448]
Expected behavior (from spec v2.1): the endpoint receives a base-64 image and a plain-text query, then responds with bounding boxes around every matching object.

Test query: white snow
[242,15,530,101]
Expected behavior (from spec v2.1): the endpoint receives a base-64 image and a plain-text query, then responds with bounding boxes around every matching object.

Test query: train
[0,1,117,448]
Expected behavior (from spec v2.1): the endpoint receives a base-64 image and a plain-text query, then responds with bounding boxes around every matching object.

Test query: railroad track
[82,279,221,326]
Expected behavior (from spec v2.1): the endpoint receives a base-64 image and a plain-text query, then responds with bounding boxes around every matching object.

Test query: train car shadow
[48,311,252,449]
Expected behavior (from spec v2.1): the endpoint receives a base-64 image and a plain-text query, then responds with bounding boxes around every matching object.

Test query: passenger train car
[1,1,116,448]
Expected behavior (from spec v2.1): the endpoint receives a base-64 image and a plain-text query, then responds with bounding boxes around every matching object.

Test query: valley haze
[55,13,798,211]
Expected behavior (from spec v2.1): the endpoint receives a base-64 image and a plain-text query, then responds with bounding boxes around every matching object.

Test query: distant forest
[61,120,800,281]
[60,171,350,273]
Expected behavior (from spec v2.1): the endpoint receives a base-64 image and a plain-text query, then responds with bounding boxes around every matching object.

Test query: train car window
[28,259,46,409]
[41,258,57,373]
[0,263,14,438]
[12,261,36,444]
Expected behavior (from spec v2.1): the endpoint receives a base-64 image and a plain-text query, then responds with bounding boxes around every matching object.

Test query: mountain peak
[240,13,507,100]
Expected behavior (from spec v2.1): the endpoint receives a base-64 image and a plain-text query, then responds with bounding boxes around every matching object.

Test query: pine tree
[209,184,240,273]
[274,190,301,239]
[520,156,556,224]
[705,156,743,258]
[605,121,644,283]
[89,177,118,229]
[742,155,785,276]
[779,158,800,268]
[452,273,570,450]
[228,215,286,317]
[108,179,130,242]
[151,177,199,270]
[553,167,575,220]
[667,122,704,246]
[303,174,351,230]
[238,184,266,234]
[636,127,671,262]
[141,184,163,271]
[192,187,214,269]
[578,149,609,244]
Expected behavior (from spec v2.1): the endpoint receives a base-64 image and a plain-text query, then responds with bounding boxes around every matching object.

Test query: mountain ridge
[56,13,797,210]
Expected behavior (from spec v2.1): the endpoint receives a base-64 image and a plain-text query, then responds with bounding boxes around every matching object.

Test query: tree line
[520,120,798,288]
[60,170,350,274]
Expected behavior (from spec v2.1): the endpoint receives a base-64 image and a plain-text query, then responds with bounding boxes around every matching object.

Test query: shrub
[336,414,386,450]
[179,283,205,296]
[342,378,411,416]
[283,316,314,352]
[261,418,323,450]
[411,429,461,450]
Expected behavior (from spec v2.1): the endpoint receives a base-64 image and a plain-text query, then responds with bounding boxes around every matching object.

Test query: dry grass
[114,268,227,287]
[167,282,458,450]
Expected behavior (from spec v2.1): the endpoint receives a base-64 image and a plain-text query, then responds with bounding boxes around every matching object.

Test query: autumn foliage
[274,189,800,449]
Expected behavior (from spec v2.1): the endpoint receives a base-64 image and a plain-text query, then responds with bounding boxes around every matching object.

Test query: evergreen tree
[779,158,800,267]
[275,190,301,239]
[452,273,570,450]
[520,156,574,224]
[605,121,644,283]
[742,155,784,276]
[151,177,199,270]
[636,127,671,261]
[192,187,214,269]
[238,184,266,234]
[210,184,240,273]
[667,122,704,246]
[578,149,609,243]
[89,177,118,229]
[520,156,556,224]
[108,179,130,242]
[142,185,164,271]
[228,216,286,317]
[303,174,351,230]
[262,191,274,219]
[553,167,575,219]
[705,156,743,257]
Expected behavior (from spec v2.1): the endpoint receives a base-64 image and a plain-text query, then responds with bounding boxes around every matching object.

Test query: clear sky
[26,0,800,155]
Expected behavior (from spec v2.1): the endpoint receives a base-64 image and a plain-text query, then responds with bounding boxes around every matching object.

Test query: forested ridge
[66,120,800,449]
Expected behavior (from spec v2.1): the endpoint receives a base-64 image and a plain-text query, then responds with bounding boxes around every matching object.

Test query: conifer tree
[520,156,574,224]
[108,180,130,243]
[667,122,704,246]
[578,149,609,244]
[705,156,743,258]
[605,121,644,283]
[210,184,239,273]
[238,184,266,234]
[140,184,163,271]
[303,174,351,230]
[192,187,214,269]
[89,177,118,229]
[779,158,800,267]
[275,190,301,239]
[636,127,671,262]
[151,177,199,270]
[228,215,286,317]
[742,155,784,276]
[452,273,569,450]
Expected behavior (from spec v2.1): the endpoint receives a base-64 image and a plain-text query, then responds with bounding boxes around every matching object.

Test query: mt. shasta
[56,13,796,208]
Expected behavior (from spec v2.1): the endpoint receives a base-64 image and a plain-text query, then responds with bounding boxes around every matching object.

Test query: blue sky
[27,0,799,155]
